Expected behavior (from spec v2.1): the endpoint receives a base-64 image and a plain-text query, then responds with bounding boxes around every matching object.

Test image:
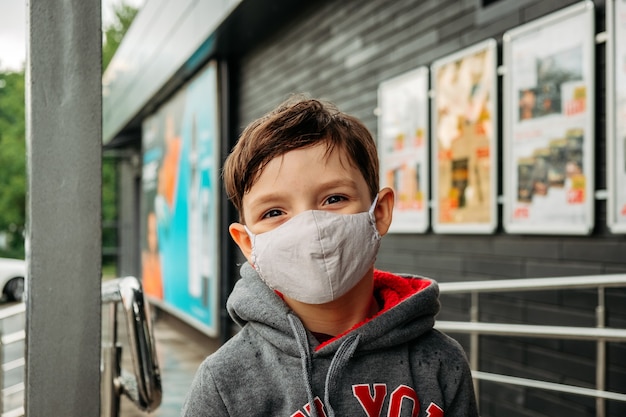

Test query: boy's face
[229,142,394,263]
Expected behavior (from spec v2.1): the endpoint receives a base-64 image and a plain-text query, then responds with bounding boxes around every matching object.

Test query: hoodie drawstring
[288,314,318,417]
[323,333,360,417]
[288,313,361,417]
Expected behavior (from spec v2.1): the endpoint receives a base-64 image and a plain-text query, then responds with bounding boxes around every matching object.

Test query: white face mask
[245,196,381,304]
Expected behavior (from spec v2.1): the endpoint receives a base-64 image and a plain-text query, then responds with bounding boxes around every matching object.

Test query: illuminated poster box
[503,2,595,235]
[141,61,220,336]
[377,66,430,233]
[431,39,498,234]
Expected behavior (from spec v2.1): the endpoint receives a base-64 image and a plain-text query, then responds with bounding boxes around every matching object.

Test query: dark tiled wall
[234,0,626,416]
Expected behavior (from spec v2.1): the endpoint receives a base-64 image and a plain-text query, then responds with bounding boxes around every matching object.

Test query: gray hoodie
[181,263,479,417]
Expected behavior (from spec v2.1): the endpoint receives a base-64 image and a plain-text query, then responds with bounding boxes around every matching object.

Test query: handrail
[436,273,626,417]
[473,371,626,403]
[436,321,626,341]
[101,276,162,417]
[438,273,626,293]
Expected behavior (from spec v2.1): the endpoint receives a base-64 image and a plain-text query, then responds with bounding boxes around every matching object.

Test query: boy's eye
[325,195,346,205]
[262,209,284,219]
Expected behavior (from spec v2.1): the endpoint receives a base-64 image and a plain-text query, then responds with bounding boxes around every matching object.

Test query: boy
[181,97,478,417]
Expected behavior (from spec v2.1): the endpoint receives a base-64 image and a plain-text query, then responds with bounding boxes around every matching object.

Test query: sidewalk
[119,310,221,417]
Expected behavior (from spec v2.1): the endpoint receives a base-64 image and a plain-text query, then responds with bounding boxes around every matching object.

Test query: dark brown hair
[223,96,379,222]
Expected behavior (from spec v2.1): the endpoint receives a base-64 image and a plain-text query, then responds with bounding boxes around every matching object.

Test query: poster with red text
[378,67,429,233]
[503,2,595,235]
[431,39,498,233]
[608,0,626,233]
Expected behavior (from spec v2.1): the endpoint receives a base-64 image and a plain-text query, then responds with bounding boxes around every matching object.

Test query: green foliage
[0,2,138,263]
[0,71,26,258]
[102,3,139,71]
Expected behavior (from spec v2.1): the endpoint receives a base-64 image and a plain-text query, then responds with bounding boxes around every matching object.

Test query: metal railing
[436,274,626,417]
[0,303,25,417]
[0,276,161,417]
[101,276,162,417]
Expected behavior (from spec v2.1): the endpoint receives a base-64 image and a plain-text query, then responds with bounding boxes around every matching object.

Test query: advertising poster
[503,2,595,235]
[431,39,498,233]
[377,67,430,233]
[608,0,626,233]
[141,61,220,336]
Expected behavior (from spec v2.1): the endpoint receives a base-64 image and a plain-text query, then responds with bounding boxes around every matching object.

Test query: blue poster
[141,62,220,336]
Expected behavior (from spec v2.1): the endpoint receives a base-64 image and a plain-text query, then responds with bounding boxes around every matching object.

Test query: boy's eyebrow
[246,192,284,209]
[247,178,360,208]
[314,178,360,192]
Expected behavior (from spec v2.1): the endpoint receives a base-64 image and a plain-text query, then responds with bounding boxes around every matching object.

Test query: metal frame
[437,273,626,417]
[606,0,626,233]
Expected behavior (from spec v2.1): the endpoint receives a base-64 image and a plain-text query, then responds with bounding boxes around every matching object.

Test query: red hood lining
[315,269,431,351]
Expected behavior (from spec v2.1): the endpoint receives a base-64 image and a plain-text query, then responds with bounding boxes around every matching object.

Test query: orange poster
[431,39,497,233]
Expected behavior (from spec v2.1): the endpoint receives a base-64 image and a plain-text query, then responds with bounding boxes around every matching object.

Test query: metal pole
[596,288,606,417]
[101,303,121,417]
[25,0,102,415]
[470,292,480,405]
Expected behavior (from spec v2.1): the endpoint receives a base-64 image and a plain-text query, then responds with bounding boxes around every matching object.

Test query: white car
[0,258,25,302]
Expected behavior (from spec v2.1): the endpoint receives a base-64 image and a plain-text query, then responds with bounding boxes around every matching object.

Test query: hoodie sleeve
[443,359,479,416]
[181,358,230,417]
[435,331,479,417]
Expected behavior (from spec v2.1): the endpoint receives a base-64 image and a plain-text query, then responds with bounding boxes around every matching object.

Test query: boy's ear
[229,223,253,264]
[374,187,394,236]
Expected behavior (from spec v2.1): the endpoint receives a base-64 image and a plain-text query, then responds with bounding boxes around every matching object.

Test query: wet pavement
[118,310,220,417]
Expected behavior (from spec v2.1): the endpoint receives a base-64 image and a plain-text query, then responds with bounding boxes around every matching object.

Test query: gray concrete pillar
[25,0,102,415]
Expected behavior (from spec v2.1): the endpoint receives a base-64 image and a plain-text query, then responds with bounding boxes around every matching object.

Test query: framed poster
[377,66,430,233]
[607,0,626,233]
[431,39,498,233]
[141,61,221,336]
[503,2,595,235]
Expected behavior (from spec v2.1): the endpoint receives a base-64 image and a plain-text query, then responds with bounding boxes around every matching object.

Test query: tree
[102,3,139,71]
[0,71,26,258]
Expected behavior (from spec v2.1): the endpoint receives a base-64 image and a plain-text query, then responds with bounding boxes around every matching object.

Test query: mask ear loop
[368,194,381,239]
[368,194,380,215]
[243,225,260,271]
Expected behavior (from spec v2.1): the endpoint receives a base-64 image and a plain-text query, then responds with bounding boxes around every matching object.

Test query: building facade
[104,1,626,416]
